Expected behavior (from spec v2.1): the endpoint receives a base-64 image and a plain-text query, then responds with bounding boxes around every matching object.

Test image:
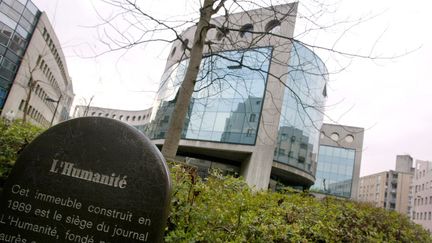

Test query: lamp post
[46,94,62,127]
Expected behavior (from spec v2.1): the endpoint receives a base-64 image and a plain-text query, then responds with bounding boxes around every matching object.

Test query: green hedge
[167,164,431,242]
[0,118,43,187]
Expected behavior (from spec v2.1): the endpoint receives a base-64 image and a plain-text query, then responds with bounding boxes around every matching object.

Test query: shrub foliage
[0,118,43,186]
[167,164,431,242]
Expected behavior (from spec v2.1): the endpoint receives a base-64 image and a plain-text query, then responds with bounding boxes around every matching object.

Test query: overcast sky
[32,0,432,176]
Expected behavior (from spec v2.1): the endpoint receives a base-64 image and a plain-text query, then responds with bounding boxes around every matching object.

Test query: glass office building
[145,3,329,189]
[0,0,40,109]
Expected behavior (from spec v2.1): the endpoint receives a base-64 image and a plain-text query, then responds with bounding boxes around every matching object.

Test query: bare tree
[16,47,64,126]
[92,0,392,161]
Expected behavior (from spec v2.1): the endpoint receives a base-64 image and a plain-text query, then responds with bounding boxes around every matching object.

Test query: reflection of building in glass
[145,3,328,189]
[220,96,263,144]
[311,124,364,198]
[314,146,356,197]
[327,179,354,197]
[0,1,74,127]
[147,99,178,139]
[271,42,328,188]
[357,155,414,216]
[146,47,271,145]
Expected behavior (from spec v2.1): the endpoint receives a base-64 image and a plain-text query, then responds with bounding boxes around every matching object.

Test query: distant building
[0,1,74,127]
[411,160,432,231]
[73,105,152,133]
[311,123,364,199]
[357,155,414,216]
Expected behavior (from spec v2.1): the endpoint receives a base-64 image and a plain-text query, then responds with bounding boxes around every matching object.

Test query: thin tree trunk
[161,0,215,160]
[22,77,34,122]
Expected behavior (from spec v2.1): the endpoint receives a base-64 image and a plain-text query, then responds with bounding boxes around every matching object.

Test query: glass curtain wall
[312,145,356,197]
[146,47,272,145]
[0,0,39,109]
[273,41,328,175]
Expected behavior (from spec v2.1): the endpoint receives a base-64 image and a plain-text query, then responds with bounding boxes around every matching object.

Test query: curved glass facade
[146,47,272,145]
[0,0,40,108]
[273,41,328,175]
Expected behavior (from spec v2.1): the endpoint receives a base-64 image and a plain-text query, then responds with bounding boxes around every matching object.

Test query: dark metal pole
[49,95,62,127]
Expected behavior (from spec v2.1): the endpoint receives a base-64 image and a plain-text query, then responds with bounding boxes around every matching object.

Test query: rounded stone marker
[0,117,171,243]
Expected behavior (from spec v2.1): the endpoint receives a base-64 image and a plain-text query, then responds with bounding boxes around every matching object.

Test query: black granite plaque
[0,117,171,242]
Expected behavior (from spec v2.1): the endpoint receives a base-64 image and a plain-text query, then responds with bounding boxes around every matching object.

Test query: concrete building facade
[357,155,414,216]
[0,0,74,127]
[73,105,152,133]
[311,123,364,199]
[411,160,432,232]
[144,3,328,189]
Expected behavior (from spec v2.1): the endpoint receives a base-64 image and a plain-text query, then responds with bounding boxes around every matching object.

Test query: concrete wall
[396,155,414,173]
[358,171,388,207]
[395,172,413,216]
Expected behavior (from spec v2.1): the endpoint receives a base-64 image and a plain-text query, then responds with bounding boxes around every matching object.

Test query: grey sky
[32,0,432,176]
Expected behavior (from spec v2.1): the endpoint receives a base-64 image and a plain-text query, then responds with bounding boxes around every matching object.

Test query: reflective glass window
[0,2,21,22]
[17,0,27,5]
[0,87,7,107]
[15,25,28,39]
[3,0,24,14]
[18,17,32,32]
[26,1,38,15]
[0,67,13,80]
[146,47,272,145]
[5,50,19,65]
[1,57,17,72]
[0,12,17,29]
[311,145,356,197]
[0,23,13,46]
[9,33,26,56]
[273,41,328,174]
[22,8,35,25]
[12,0,24,14]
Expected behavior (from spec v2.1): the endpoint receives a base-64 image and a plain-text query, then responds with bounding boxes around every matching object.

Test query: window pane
[26,1,38,15]
[0,12,17,29]
[19,17,32,32]
[0,2,21,22]
[22,8,36,24]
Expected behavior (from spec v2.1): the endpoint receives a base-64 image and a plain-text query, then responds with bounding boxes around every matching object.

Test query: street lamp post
[46,94,62,127]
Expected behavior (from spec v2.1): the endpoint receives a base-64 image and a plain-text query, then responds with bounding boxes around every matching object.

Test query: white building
[357,155,414,216]
[0,1,74,127]
[412,160,432,232]
[73,105,152,133]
